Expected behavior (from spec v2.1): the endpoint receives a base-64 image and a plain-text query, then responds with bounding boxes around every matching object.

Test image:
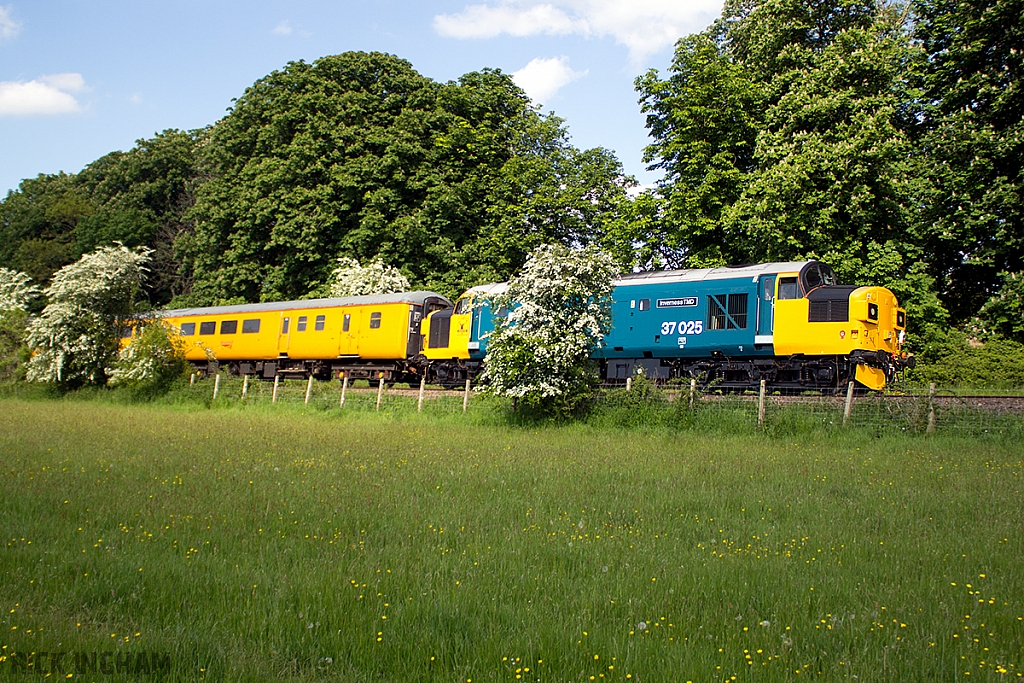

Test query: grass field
[1,398,1022,682]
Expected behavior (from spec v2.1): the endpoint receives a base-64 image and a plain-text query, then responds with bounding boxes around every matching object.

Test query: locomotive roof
[614,261,819,286]
[160,291,452,318]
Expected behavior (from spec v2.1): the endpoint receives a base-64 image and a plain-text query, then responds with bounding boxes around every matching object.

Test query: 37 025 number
[660,320,703,335]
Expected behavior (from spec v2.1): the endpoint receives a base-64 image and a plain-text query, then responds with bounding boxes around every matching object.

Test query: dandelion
[761,620,770,627]
[637,622,647,630]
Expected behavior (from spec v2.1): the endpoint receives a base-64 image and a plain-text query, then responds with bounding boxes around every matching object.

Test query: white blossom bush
[328,257,411,297]
[0,268,39,382]
[482,244,616,416]
[0,267,40,314]
[26,245,151,386]
[108,320,187,389]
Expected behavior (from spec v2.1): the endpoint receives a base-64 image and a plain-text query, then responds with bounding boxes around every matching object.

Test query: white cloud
[512,56,586,104]
[434,0,721,64]
[272,19,293,35]
[0,73,86,116]
[0,5,21,39]
[39,73,86,93]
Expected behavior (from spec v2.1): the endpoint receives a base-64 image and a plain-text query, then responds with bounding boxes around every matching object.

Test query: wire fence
[171,373,1024,437]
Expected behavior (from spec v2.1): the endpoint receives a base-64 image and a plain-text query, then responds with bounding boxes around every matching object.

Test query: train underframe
[602,350,905,392]
[187,351,905,393]
[187,355,484,387]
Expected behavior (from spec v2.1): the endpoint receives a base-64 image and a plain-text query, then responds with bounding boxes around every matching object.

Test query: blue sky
[0,1,723,197]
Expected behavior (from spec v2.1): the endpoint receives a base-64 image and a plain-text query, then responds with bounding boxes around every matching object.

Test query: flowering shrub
[0,267,40,314]
[328,257,411,297]
[26,245,151,386]
[482,244,616,416]
[0,268,39,382]
[108,320,187,389]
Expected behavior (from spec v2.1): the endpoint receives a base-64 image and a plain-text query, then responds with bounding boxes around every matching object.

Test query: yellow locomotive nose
[774,284,911,390]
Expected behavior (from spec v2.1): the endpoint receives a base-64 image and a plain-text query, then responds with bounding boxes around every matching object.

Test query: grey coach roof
[160,291,452,318]
[614,261,817,287]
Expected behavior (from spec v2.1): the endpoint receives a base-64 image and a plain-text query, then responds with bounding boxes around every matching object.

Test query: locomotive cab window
[220,320,238,335]
[369,312,382,329]
[297,316,307,332]
[708,293,748,330]
[199,321,216,335]
[119,326,133,339]
[315,315,325,331]
[242,319,260,333]
[454,298,471,315]
[180,322,195,336]
[778,277,800,300]
[639,299,651,311]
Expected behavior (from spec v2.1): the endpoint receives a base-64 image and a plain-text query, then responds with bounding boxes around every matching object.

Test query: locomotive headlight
[868,303,879,321]
[896,310,906,328]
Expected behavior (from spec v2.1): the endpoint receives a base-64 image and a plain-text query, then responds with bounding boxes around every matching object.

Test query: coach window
[778,277,800,300]
[220,320,238,335]
[343,314,351,332]
[315,315,325,331]
[297,315,307,332]
[242,319,260,333]
[369,312,382,329]
[180,322,195,336]
[200,321,216,335]
[639,298,651,311]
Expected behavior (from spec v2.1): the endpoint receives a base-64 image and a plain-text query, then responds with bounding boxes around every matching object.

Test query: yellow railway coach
[152,291,451,381]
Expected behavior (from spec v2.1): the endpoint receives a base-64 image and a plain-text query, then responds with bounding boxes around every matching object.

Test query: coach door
[338,309,360,356]
[756,275,775,344]
[278,315,291,355]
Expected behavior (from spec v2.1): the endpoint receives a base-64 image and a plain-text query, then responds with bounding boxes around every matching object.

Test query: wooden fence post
[689,378,696,409]
[304,375,314,405]
[463,377,471,413]
[376,373,386,411]
[926,382,937,434]
[418,375,426,413]
[843,380,855,426]
[212,373,220,400]
[272,375,280,404]
[241,374,249,400]
[340,373,349,408]
[757,379,766,429]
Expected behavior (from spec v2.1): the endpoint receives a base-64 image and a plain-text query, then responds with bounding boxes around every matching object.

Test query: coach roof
[160,291,452,318]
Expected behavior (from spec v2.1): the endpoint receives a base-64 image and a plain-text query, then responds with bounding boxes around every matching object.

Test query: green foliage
[912,0,1024,321]
[483,244,617,418]
[109,320,188,394]
[909,329,1024,388]
[25,245,151,387]
[0,130,199,305]
[972,271,1024,342]
[0,308,30,383]
[637,1,925,288]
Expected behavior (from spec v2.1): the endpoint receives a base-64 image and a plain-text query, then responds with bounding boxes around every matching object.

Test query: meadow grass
[1,398,1022,682]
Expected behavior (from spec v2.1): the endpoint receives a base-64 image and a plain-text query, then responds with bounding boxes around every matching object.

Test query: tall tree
[636,0,944,331]
[180,52,631,304]
[912,0,1024,321]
